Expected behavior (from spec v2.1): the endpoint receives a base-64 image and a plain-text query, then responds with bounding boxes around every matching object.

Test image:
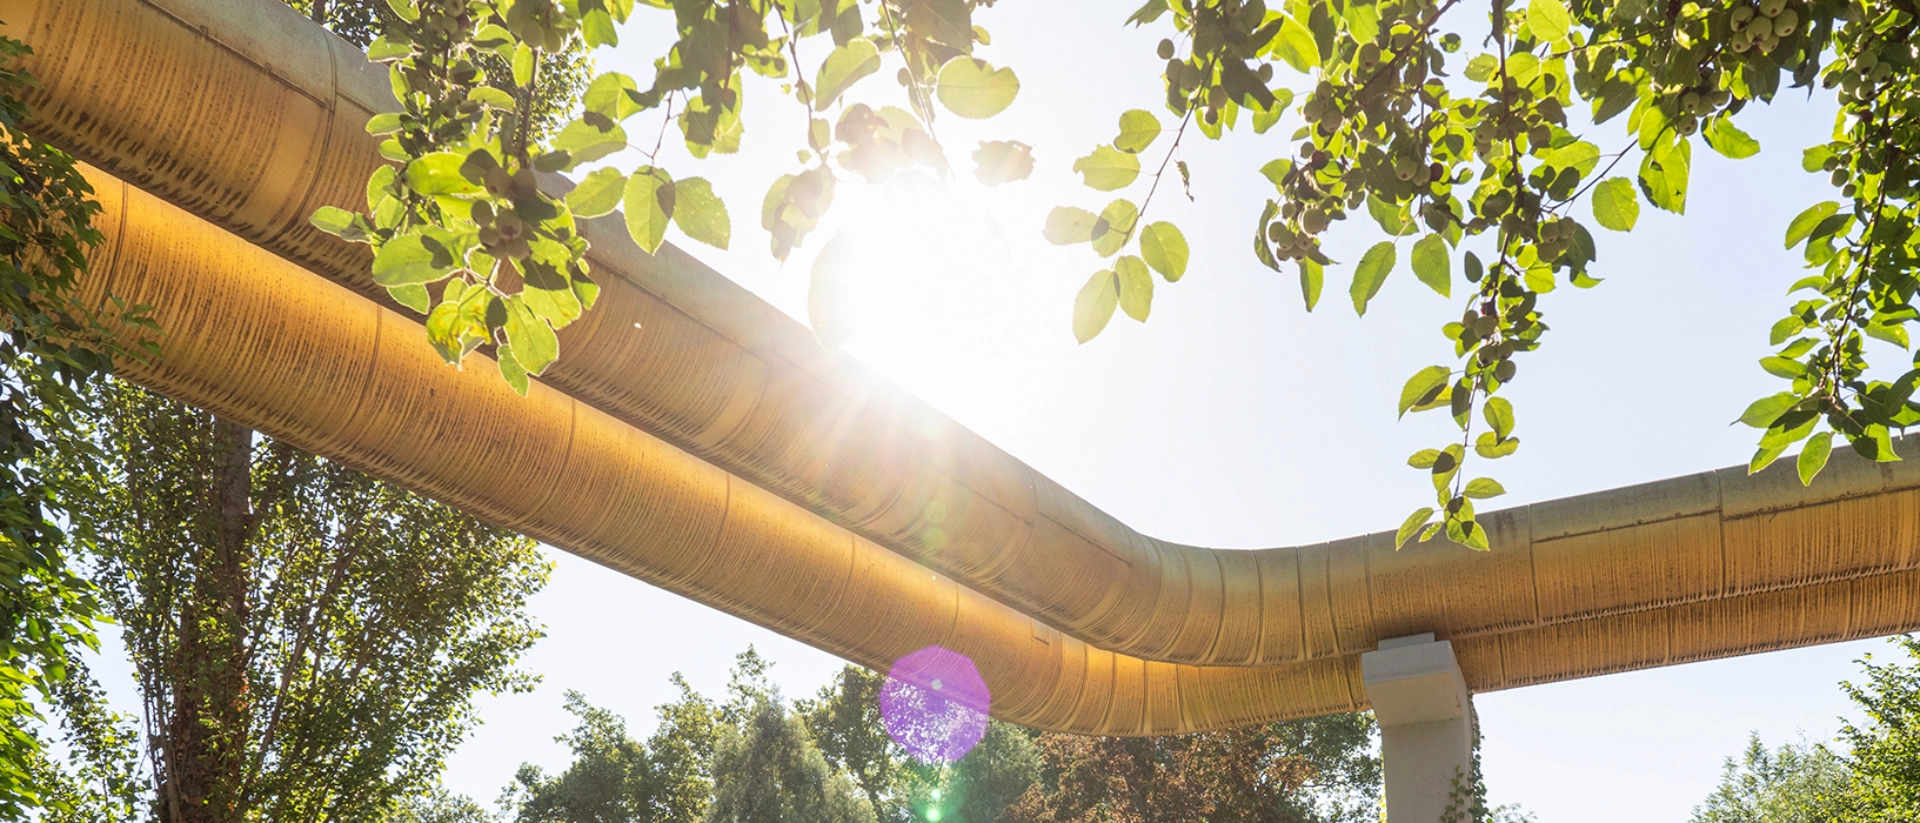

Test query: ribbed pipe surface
[15,0,1920,681]
[77,162,1920,734]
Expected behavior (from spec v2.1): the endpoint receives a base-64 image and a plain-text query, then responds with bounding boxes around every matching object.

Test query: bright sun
[807,176,1031,397]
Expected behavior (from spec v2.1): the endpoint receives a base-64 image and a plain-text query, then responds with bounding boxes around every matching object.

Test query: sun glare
[807,176,1030,397]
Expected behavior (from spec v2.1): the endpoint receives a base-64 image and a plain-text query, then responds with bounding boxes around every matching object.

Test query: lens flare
[880,645,989,763]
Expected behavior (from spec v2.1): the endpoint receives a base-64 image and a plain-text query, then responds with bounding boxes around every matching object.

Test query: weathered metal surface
[16,0,1920,731]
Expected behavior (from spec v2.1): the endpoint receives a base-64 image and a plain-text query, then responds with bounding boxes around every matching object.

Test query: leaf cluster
[42,383,550,821]
[0,28,156,820]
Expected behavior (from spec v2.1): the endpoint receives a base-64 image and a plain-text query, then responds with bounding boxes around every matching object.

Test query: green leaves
[671,177,730,250]
[1267,16,1319,73]
[1091,199,1137,258]
[972,140,1034,185]
[935,57,1019,119]
[310,206,357,236]
[1073,145,1141,191]
[566,168,627,218]
[406,152,484,196]
[1739,393,1798,428]
[1410,234,1449,298]
[1483,397,1515,440]
[554,116,629,168]
[503,295,559,376]
[1350,241,1395,316]
[1526,0,1570,41]
[1785,202,1841,248]
[1396,507,1436,549]
[372,234,454,286]
[624,167,674,254]
[1116,256,1153,321]
[582,72,643,121]
[1073,270,1119,343]
[1704,118,1761,159]
[1639,138,1690,214]
[1591,178,1640,232]
[1139,222,1188,281]
[1114,110,1161,153]
[1463,478,1506,499]
[815,39,881,111]
[1298,259,1323,312]
[1798,432,1834,486]
[1398,365,1452,418]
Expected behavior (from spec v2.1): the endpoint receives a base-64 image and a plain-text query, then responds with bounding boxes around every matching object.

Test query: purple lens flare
[880,645,989,763]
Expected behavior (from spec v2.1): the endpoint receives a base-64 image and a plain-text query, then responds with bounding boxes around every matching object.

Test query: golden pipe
[13,0,1920,675]
[77,163,1920,734]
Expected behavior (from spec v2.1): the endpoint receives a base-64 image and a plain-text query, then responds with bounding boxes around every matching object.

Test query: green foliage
[508,691,664,822]
[321,0,1024,388]
[45,383,549,821]
[1832,636,1920,818]
[1690,734,1847,823]
[1008,711,1382,823]
[709,698,876,823]
[799,666,906,819]
[0,28,153,820]
[393,785,498,823]
[334,0,1920,549]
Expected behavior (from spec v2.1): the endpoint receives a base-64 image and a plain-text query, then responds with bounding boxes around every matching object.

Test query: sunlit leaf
[1116,256,1154,321]
[503,296,559,375]
[1483,396,1515,439]
[405,152,483,196]
[554,117,629,169]
[498,342,531,395]
[815,39,882,110]
[1410,234,1450,298]
[1464,478,1507,499]
[1073,145,1141,191]
[936,57,1019,119]
[1350,241,1395,316]
[566,168,627,218]
[1073,270,1119,343]
[372,234,454,286]
[1395,507,1435,549]
[1738,392,1799,428]
[1527,0,1570,41]
[1114,110,1161,153]
[672,177,731,249]
[1785,202,1841,248]
[623,167,674,254]
[1298,258,1323,311]
[1591,178,1639,231]
[1798,431,1834,486]
[1704,118,1761,159]
[1398,365,1451,418]
[310,206,356,236]
[1139,222,1188,282]
[1091,200,1138,258]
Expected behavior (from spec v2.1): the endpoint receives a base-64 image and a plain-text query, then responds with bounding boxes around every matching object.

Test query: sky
[89,1,1908,820]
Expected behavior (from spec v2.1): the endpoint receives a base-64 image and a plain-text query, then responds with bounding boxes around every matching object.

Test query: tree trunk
[156,417,255,823]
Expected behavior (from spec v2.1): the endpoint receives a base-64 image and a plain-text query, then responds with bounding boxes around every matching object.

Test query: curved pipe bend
[80,166,1920,735]
[14,0,1920,679]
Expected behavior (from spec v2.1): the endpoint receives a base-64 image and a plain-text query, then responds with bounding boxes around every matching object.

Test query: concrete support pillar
[1362,633,1475,823]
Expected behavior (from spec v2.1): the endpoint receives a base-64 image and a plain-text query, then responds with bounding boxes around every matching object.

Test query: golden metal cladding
[15,0,1920,709]
[74,159,1920,733]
